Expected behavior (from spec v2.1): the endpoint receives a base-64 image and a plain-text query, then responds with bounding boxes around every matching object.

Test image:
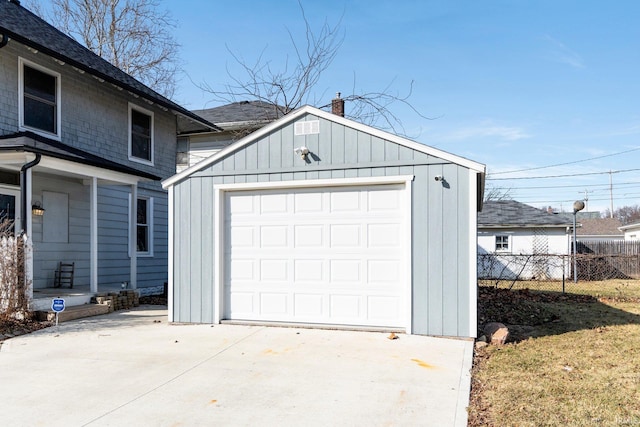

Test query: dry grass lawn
[469,286,640,426]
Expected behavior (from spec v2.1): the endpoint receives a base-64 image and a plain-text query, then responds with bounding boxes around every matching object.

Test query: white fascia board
[38,156,144,185]
[162,105,486,189]
[619,222,640,231]
[305,106,486,173]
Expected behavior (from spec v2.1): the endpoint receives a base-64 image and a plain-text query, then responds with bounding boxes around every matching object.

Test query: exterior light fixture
[572,200,585,283]
[294,146,309,160]
[32,202,45,216]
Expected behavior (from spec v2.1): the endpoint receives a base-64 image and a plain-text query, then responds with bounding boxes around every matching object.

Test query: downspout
[0,33,9,49]
[20,153,41,235]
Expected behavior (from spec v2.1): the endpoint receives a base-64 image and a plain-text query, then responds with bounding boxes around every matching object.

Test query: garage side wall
[172,113,476,336]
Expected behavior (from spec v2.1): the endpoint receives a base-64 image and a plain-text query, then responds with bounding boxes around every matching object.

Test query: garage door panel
[330,224,361,247]
[330,190,361,212]
[368,260,401,283]
[260,293,288,315]
[260,193,288,214]
[260,259,288,281]
[368,224,401,247]
[260,225,289,247]
[294,192,323,212]
[229,292,254,315]
[368,296,401,322]
[294,225,324,247]
[229,259,255,280]
[294,294,324,317]
[294,259,324,281]
[228,194,255,215]
[368,188,401,211]
[224,184,407,329]
[330,294,362,319]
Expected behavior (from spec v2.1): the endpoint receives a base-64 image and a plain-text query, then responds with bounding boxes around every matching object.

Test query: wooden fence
[577,240,640,279]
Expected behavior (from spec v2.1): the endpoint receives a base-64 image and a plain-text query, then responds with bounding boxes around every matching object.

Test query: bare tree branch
[24,0,180,99]
[199,1,431,136]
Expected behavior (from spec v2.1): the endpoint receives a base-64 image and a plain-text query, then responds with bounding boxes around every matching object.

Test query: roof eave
[1,29,219,132]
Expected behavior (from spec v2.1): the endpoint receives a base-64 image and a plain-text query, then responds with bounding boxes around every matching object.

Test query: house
[477,200,574,279]
[176,100,283,172]
[576,217,623,241]
[162,104,486,338]
[619,222,640,240]
[0,0,218,303]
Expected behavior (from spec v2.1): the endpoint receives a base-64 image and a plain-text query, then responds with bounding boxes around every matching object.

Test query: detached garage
[162,105,485,338]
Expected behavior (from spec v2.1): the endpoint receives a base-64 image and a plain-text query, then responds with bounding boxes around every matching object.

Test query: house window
[130,196,153,256]
[128,104,154,164]
[495,235,509,251]
[176,136,190,167]
[19,58,61,138]
[137,197,152,254]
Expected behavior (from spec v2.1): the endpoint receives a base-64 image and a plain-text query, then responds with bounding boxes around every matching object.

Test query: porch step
[35,303,110,323]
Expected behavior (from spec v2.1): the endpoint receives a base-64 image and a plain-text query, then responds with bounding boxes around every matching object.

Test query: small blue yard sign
[51,298,65,313]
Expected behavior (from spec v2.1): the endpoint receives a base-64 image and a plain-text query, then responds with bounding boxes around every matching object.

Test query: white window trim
[495,234,510,252]
[128,103,154,166]
[18,57,62,140]
[129,195,154,257]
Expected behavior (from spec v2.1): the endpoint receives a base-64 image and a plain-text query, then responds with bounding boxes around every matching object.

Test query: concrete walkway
[0,307,473,426]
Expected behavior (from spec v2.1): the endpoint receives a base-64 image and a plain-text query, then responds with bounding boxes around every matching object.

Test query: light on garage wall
[294,146,310,160]
[32,201,45,216]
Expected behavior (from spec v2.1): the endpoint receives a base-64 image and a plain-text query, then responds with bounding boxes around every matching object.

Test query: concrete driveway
[0,307,473,426]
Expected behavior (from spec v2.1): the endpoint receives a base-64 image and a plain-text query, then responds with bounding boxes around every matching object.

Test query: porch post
[130,184,137,289]
[90,177,98,292]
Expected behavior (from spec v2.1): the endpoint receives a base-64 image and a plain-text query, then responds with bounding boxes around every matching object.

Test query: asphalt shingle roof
[0,131,160,180]
[479,200,573,227]
[577,218,623,236]
[0,0,217,131]
[192,101,285,128]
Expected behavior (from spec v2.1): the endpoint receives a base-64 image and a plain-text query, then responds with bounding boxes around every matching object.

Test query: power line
[489,181,640,190]
[490,146,640,175]
[487,168,640,181]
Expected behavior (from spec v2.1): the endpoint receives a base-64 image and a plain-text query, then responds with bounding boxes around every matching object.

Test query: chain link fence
[478,252,640,299]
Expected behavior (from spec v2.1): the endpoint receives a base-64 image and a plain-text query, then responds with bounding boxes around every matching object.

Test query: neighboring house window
[128,104,154,164]
[19,58,61,138]
[176,136,190,168]
[495,235,509,251]
[130,196,153,256]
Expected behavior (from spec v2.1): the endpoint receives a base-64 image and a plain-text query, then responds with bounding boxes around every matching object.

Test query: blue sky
[168,1,640,214]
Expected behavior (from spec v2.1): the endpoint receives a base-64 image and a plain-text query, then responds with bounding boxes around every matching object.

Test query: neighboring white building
[478,200,574,280]
[176,101,283,172]
[619,222,640,240]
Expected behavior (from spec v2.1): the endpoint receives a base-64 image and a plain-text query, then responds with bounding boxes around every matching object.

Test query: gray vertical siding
[173,112,477,337]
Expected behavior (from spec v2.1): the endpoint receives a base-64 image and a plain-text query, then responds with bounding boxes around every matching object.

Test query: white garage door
[223,184,408,329]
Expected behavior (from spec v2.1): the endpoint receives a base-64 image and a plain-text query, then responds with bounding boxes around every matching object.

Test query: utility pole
[609,170,614,218]
[581,189,592,211]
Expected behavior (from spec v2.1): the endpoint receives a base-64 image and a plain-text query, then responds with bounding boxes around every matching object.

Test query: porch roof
[0,131,160,182]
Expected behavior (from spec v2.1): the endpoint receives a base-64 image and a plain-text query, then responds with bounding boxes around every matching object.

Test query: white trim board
[213,175,414,332]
